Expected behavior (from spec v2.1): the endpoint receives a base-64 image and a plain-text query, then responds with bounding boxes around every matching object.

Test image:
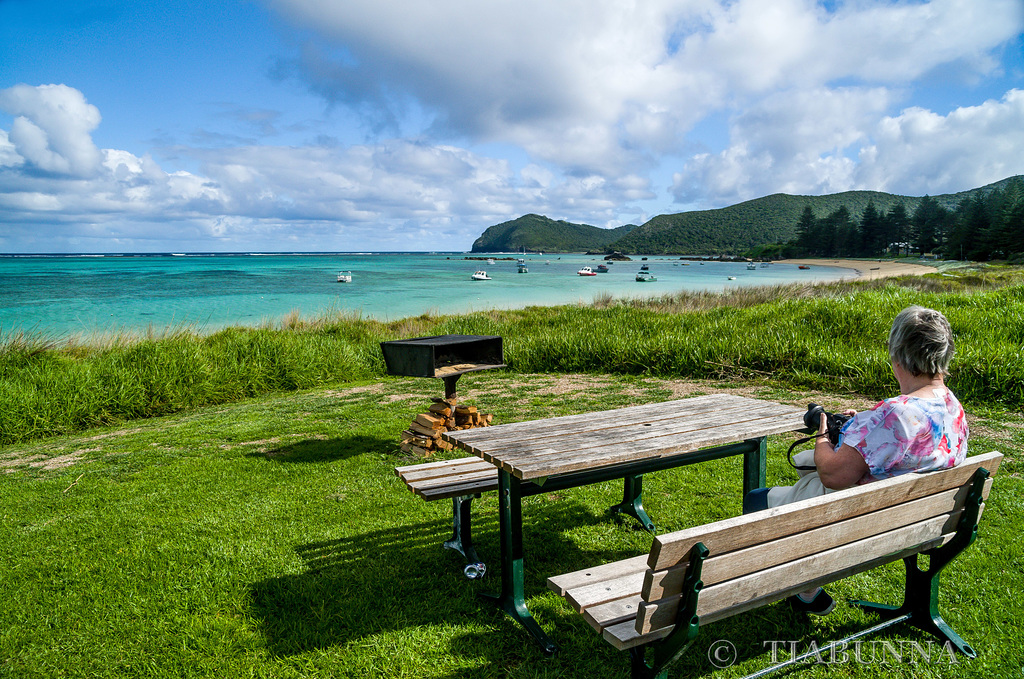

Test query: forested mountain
[471,214,636,252]
[470,176,1022,257]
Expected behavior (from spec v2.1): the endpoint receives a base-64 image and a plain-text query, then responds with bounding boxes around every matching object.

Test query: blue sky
[1,0,1023,252]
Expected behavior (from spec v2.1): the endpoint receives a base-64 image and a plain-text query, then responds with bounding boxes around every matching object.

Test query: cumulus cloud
[672,87,1024,206]
[266,0,1023,178]
[0,84,103,176]
[0,84,642,249]
[857,88,1024,195]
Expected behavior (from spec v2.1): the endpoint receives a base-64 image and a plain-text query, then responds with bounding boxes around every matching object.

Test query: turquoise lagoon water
[0,253,852,338]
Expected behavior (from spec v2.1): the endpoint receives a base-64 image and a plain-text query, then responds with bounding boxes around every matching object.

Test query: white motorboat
[727,276,737,280]
[487,258,495,265]
[337,271,353,283]
[577,266,597,276]
[747,262,757,270]
[517,258,528,273]
[471,270,491,280]
[635,271,657,282]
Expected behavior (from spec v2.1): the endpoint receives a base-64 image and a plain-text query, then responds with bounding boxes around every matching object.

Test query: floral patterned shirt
[836,387,969,483]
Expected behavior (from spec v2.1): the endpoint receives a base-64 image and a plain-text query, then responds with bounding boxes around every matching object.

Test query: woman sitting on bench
[745,305,969,614]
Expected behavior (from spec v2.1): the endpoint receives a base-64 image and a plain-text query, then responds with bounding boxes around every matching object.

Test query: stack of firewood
[400,398,494,456]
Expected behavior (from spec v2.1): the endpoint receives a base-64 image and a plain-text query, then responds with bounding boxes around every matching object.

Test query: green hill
[610,177,1021,255]
[470,177,1022,255]
[471,214,636,253]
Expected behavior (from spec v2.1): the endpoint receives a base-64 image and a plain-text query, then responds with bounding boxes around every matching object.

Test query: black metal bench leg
[443,494,486,578]
[850,555,977,657]
[610,474,656,533]
[849,466,990,659]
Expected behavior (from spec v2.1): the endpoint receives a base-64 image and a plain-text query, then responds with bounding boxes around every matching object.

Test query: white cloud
[856,88,1024,195]
[673,87,1024,206]
[0,84,103,176]
[266,0,1023,178]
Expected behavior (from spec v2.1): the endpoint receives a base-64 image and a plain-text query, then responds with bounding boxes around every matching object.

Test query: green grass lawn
[2,372,1022,678]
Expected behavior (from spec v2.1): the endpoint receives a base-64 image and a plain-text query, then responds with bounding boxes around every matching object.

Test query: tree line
[785,177,1024,261]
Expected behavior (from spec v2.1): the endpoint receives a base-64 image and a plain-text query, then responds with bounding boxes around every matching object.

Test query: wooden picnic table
[441,393,807,654]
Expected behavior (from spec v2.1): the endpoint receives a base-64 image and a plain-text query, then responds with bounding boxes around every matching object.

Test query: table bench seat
[548,451,1003,678]
[395,456,500,572]
[395,456,499,500]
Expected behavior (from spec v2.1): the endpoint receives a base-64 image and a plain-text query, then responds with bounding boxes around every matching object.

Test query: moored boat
[337,271,353,283]
[596,264,609,273]
[471,270,492,280]
[517,258,528,273]
[798,265,810,269]
[636,270,657,282]
[577,266,597,276]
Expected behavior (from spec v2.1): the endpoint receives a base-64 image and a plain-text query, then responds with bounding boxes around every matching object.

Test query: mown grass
[3,267,1024,446]
[1,372,1021,678]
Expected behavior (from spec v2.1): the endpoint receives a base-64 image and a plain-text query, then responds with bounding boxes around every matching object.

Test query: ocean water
[0,252,852,338]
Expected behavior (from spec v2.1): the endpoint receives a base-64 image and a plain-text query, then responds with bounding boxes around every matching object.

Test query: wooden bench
[395,457,499,573]
[547,451,1002,678]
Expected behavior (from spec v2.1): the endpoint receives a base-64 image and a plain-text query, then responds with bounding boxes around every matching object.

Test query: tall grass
[3,274,1023,446]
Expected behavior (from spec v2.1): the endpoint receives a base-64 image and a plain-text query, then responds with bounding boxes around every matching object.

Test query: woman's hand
[814,411,869,489]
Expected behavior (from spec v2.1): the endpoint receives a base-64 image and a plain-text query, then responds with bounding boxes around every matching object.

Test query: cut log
[428,403,453,416]
[410,422,443,438]
[415,413,446,429]
[400,442,432,456]
[455,405,478,415]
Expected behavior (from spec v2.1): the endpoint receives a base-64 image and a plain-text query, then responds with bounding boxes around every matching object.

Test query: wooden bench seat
[395,456,500,573]
[395,456,499,500]
[548,451,1002,678]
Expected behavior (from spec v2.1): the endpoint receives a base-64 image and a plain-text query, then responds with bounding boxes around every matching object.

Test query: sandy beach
[776,258,938,281]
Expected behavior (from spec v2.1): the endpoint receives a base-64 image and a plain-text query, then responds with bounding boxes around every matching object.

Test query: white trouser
[766,449,835,507]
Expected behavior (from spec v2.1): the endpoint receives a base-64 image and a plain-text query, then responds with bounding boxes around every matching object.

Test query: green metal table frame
[484,436,768,655]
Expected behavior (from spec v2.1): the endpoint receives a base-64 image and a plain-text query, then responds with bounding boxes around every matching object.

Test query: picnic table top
[442,393,807,481]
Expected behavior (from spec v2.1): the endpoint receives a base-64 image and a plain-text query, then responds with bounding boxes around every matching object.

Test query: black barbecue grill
[380,334,505,400]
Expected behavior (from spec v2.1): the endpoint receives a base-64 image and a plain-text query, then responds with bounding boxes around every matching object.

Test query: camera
[804,403,852,446]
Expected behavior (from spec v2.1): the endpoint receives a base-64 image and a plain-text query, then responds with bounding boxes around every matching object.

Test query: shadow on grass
[249,434,395,463]
[249,499,638,659]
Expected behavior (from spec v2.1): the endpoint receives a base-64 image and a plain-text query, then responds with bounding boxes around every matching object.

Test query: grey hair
[888,305,955,377]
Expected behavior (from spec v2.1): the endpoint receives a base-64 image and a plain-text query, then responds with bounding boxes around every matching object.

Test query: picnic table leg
[609,475,656,533]
[481,469,559,656]
[742,437,767,496]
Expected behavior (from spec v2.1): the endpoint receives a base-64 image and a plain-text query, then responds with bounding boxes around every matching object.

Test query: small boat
[517,258,528,273]
[577,266,597,276]
[337,271,353,283]
[747,262,757,270]
[636,271,657,282]
[487,258,495,265]
[798,265,810,270]
[727,276,737,280]
[640,264,649,271]
[471,270,491,280]
[596,264,609,273]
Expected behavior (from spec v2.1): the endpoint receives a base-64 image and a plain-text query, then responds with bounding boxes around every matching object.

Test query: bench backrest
[636,451,1002,636]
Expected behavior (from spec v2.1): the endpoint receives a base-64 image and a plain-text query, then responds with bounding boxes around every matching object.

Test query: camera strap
[786,436,818,471]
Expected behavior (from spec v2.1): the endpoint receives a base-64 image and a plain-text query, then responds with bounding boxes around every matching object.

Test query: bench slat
[416,477,499,500]
[395,457,494,479]
[547,554,650,596]
[647,451,1002,570]
[637,510,964,634]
